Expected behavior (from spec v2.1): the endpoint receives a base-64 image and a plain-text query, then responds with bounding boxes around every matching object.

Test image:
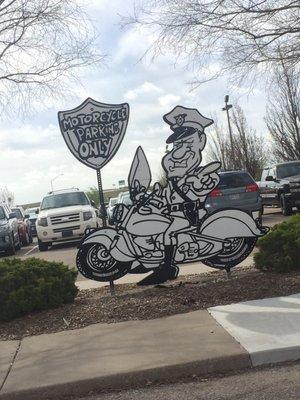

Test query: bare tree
[265,62,300,161]
[128,0,300,86]
[207,119,233,170]
[0,0,104,116]
[208,105,267,178]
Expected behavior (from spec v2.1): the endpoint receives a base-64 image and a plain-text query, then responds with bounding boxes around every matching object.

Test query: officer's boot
[137,245,179,286]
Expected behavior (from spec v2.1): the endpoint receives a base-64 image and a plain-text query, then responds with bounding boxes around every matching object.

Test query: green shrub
[254,214,300,272]
[0,258,78,321]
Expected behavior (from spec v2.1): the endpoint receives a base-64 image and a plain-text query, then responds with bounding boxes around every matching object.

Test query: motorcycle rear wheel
[202,237,257,270]
[76,243,132,282]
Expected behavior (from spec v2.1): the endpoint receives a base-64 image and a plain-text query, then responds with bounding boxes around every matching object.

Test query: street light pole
[222,95,235,169]
[50,173,63,192]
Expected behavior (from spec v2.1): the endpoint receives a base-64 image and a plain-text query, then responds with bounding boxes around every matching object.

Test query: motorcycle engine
[178,242,199,261]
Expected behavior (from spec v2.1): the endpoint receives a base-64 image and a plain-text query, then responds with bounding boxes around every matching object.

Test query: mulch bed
[1,266,299,341]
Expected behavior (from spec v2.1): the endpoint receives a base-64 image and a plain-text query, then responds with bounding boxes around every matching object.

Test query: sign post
[58,98,130,294]
[97,168,107,227]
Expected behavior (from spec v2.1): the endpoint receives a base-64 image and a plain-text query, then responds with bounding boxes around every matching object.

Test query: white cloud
[158,94,181,107]
[124,81,163,101]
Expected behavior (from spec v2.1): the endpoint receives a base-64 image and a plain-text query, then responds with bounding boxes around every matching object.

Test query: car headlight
[37,217,48,227]
[0,223,10,233]
[83,211,93,221]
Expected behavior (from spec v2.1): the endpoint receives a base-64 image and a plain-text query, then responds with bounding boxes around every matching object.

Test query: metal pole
[109,280,115,296]
[96,169,107,227]
[222,95,235,169]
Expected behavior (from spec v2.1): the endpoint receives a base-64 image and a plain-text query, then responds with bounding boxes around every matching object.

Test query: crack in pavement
[0,339,22,393]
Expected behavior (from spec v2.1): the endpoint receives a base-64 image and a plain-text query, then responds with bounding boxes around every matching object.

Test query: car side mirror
[35,209,39,214]
[9,212,17,219]
[266,176,275,182]
[25,214,30,218]
[90,200,96,207]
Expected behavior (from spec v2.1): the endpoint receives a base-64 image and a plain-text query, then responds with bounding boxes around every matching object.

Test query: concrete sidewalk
[0,294,299,400]
[209,293,300,366]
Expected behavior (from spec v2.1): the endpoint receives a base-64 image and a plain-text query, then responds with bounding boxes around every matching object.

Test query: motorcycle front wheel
[76,243,132,282]
[202,237,257,270]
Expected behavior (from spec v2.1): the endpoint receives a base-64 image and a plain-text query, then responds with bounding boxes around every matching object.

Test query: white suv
[36,188,99,251]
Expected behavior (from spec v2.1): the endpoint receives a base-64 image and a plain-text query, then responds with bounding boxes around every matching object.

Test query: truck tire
[280,194,293,216]
[6,235,16,256]
[15,234,21,251]
[38,240,49,251]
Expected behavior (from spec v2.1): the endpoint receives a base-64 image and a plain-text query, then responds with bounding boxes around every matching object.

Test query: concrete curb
[0,310,250,400]
[0,354,251,400]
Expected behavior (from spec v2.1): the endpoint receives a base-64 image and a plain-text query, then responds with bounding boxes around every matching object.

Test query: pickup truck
[258,160,300,215]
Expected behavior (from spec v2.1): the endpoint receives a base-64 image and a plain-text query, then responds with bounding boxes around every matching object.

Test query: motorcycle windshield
[128,146,152,198]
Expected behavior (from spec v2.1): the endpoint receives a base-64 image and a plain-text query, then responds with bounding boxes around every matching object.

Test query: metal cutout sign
[58,98,129,170]
[58,98,130,228]
[76,105,269,286]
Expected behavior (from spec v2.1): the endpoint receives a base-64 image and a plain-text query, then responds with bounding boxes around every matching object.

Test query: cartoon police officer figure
[138,106,221,286]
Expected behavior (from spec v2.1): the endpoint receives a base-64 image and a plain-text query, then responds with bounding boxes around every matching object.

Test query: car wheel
[6,235,16,256]
[38,240,49,251]
[280,194,293,216]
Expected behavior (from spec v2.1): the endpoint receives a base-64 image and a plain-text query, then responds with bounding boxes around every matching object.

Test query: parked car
[116,191,130,204]
[119,193,132,207]
[25,207,39,237]
[107,197,118,224]
[0,204,21,255]
[36,188,100,251]
[11,206,32,246]
[205,170,263,222]
[258,160,300,215]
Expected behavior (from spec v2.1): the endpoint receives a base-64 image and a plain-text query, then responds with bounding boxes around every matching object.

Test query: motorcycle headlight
[113,204,126,223]
[83,211,93,221]
[37,217,48,227]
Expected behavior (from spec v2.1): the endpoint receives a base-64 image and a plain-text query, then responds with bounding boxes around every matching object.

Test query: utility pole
[222,95,235,169]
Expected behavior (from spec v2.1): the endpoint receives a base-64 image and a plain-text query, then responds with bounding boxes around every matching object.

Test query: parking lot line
[23,245,38,257]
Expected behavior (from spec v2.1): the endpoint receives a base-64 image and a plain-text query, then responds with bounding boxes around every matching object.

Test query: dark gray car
[205,171,263,221]
[0,204,21,255]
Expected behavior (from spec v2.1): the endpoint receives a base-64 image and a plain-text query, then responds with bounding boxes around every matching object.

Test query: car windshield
[0,207,6,220]
[218,172,254,189]
[11,208,23,219]
[277,162,300,179]
[40,192,89,210]
[26,208,38,217]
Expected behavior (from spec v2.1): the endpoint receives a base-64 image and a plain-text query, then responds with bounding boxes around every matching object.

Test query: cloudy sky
[0,0,268,205]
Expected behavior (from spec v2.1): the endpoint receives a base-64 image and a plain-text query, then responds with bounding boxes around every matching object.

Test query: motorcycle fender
[81,228,116,247]
[110,235,136,262]
[201,209,263,239]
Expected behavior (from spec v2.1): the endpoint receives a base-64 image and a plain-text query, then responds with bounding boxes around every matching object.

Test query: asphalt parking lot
[1,207,296,287]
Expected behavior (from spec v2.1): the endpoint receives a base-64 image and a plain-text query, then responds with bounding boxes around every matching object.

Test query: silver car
[205,171,263,221]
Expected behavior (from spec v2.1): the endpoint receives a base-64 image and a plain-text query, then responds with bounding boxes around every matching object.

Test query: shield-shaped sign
[58,98,130,170]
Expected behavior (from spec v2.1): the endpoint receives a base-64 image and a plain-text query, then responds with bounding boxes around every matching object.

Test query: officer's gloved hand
[139,206,152,215]
[153,182,163,196]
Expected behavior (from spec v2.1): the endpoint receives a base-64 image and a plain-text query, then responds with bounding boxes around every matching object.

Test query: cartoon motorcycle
[76,149,268,283]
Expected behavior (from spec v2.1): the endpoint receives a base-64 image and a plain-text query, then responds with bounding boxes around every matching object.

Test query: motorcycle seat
[126,211,170,236]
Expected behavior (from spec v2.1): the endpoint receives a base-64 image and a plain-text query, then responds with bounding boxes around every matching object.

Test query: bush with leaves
[254,214,300,272]
[0,258,78,321]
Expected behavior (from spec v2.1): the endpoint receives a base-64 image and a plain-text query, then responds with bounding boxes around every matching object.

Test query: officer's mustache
[167,152,196,171]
